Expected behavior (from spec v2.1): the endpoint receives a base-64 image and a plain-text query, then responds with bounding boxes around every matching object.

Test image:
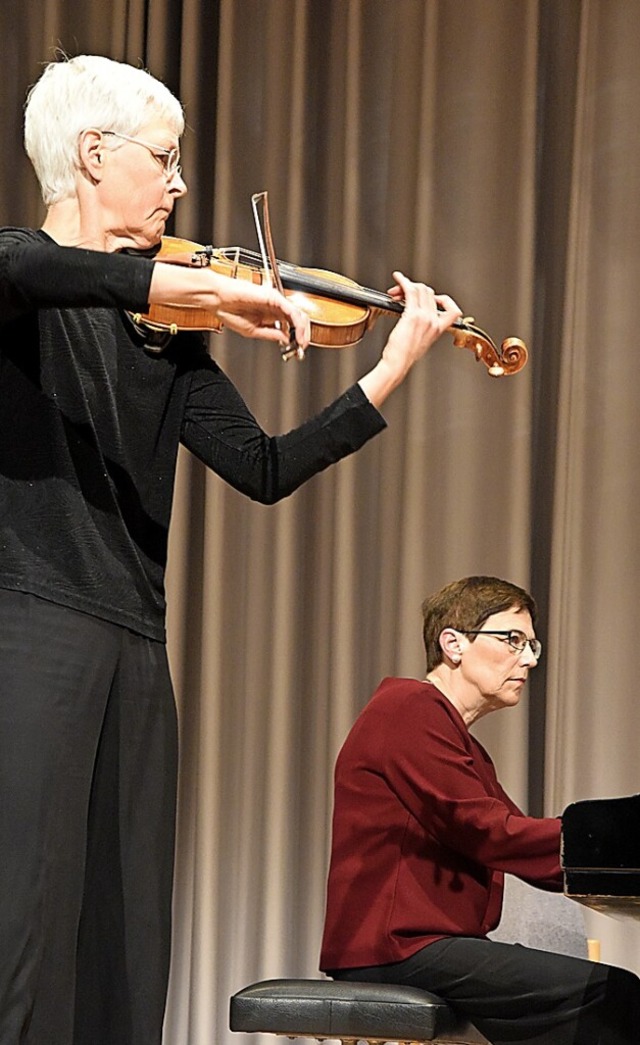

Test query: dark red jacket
[320,678,563,970]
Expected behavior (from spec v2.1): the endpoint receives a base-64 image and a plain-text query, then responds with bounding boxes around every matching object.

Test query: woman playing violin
[0,54,461,1045]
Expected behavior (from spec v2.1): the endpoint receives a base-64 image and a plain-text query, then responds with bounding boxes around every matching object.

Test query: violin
[131,235,528,378]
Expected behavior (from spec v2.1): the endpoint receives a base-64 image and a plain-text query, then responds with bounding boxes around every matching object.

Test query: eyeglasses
[461,630,542,659]
[102,130,182,179]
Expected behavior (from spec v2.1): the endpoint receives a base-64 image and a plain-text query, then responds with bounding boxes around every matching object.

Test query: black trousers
[331,936,640,1044]
[0,591,178,1045]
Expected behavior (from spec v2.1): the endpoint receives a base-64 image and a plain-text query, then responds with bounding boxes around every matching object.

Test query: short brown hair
[422,576,537,671]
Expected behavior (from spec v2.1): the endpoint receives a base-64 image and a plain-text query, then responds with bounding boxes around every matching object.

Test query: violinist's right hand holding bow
[358,272,462,409]
[148,260,311,352]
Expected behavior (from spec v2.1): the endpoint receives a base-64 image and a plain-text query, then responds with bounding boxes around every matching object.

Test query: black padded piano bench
[229,979,490,1045]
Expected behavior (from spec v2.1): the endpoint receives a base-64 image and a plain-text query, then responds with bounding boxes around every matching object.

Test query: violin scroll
[451,318,528,378]
[497,337,529,376]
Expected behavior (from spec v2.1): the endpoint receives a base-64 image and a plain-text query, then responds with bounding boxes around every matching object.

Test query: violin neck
[285,266,403,316]
[216,246,470,333]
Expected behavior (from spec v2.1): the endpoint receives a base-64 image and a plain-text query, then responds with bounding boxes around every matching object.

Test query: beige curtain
[542,0,640,975]
[3,2,640,1043]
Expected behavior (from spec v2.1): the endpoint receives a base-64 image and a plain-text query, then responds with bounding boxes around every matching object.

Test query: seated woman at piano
[320,575,640,1045]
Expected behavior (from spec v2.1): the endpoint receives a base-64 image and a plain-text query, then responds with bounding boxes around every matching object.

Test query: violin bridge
[191,245,215,267]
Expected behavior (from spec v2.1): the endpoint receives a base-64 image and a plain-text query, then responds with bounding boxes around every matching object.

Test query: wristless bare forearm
[148,262,224,310]
[358,357,410,409]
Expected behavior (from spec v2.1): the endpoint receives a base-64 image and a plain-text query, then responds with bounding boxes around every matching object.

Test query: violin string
[211,246,482,340]
[215,247,403,315]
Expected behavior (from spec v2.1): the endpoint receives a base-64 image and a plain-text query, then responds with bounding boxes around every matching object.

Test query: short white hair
[24,54,185,205]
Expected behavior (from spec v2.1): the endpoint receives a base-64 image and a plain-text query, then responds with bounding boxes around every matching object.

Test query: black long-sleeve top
[0,228,385,640]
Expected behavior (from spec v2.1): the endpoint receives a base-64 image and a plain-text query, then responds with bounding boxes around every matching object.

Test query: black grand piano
[562,794,640,917]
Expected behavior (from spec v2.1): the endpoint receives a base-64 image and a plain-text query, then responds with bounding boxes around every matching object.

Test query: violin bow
[251,192,305,361]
